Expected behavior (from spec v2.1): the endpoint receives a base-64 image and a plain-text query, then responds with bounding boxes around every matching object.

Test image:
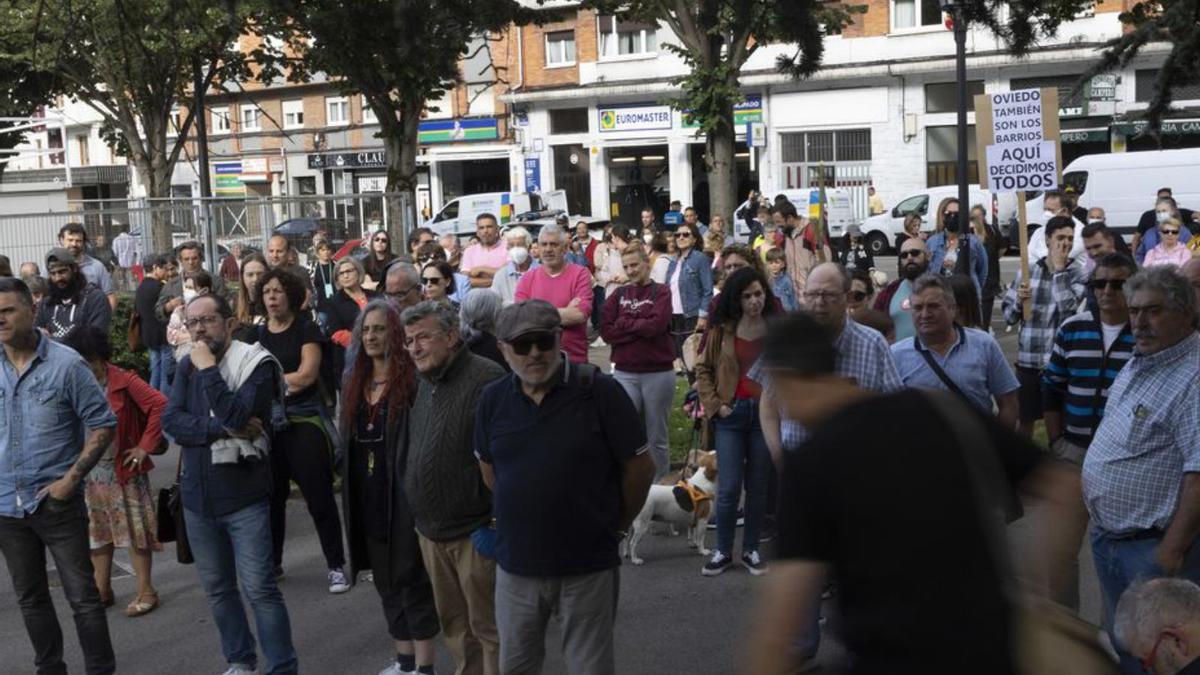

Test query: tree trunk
[383,102,422,246]
[135,157,174,254]
[705,111,737,225]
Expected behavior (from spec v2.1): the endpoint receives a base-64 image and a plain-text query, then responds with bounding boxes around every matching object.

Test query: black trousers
[0,492,115,675]
[366,536,440,642]
[270,422,346,569]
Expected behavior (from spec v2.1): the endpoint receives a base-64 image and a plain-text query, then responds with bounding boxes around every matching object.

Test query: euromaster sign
[975,88,1062,193]
[598,104,673,133]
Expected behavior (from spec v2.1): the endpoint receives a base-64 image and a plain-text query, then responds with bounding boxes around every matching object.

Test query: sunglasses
[421,277,443,286]
[899,250,924,259]
[374,237,389,243]
[1161,229,1181,236]
[850,290,867,301]
[1088,278,1126,291]
[674,233,692,239]
[509,332,556,356]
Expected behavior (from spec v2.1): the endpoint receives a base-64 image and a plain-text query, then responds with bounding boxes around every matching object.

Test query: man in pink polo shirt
[461,213,510,289]
[514,224,593,363]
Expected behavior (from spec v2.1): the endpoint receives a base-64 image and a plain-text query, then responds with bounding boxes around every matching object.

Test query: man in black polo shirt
[475,299,655,675]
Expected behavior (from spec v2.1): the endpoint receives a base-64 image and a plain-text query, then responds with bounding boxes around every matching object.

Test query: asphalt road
[0,253,1105,674]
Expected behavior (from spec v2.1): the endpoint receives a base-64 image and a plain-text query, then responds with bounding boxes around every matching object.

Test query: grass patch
[669,378,699,464]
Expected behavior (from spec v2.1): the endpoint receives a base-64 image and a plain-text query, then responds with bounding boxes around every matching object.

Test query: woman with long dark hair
[254,267,347,592]
[362,229,397,291]
[234,251,270,342]
[694,267,778,577]
[340,300,439,675]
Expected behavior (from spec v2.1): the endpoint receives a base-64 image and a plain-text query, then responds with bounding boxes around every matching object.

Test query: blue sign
[524,158,541,192]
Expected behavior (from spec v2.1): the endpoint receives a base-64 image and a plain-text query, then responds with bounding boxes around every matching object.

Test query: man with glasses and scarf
[872,237,929,341]
[475,299,654,674]
[35,248,112,342]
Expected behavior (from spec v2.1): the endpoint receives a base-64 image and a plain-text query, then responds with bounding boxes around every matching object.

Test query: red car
[333,239,366,261]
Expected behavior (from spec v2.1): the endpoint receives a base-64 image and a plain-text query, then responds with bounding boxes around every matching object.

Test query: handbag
[924,392,1117,675]
[154,454,193,564]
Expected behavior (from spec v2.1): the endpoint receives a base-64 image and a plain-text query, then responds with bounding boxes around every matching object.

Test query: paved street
[0,254,1106,674]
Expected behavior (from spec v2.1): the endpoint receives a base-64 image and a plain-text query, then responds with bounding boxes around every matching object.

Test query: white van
[1023,148,1200,239]
[859,184,991,255]
[733,188,854,241]
[426,190,572,236]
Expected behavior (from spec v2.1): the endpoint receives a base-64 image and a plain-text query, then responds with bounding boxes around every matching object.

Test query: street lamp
[942,0,970,271]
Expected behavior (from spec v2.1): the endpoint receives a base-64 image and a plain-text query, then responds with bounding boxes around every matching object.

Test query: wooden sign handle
[1017,192,1032,322]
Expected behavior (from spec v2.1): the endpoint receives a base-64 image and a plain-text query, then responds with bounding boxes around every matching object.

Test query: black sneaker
[702,551,733,576]
[741,550,769,576]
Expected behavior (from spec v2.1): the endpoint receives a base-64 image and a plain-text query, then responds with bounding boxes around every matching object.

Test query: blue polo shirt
[474,356,647,577]
[0,333,116,517]
[891,326,1020,414]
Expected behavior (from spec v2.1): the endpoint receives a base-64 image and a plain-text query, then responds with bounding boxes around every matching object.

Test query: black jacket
[135,278,168,349]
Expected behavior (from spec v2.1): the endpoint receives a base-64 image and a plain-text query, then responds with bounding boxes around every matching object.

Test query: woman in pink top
[1144,217,1194,268]
[514,224,594,363]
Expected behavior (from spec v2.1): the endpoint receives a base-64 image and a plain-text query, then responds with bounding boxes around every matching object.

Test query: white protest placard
[982,89,1059,193]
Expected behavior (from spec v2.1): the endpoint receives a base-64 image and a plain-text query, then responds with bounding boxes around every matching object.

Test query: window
[780,130,872,163]
[211,106,231,134]
[325,96,349,126]
[167,108,181,136]
[361,96,377,124]
[467,84,494,116]
[282,99,305,129]
[1136,69,1200,103]
[75,135,89,165]
[598,15,657,58]
[545,31,576,67]
[549,108,589,134]
[893,194,929,217]
[892,0,942,31]
[240,104,261,132]
[926,125,978,187]
[925,81,986,113]
[1010,75,1086,112]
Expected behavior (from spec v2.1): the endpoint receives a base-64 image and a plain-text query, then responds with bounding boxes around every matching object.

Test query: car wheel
[865,232,890,256]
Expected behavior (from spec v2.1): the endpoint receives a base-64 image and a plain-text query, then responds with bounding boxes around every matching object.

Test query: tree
[0,9,56,180]
[584,0,1095,224]
[17,0,253,252]
[257,0,546,241]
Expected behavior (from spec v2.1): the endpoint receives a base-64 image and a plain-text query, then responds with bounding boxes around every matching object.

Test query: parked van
[733,188,855,242]
[859,184,992,255]
[426,190,573,236]
[1023,148,1200,239]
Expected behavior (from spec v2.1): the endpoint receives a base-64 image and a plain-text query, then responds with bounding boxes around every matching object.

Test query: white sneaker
[222,666,257,675]
[377,662,411,675]
[328,567,350,594]
[590,336,607,347]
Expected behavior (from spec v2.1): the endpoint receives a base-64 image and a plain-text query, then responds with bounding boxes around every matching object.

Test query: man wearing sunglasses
[1039,253,1138,611]
[476,299,654,675]
[1115,578,1200,675]
[872,237,930,341]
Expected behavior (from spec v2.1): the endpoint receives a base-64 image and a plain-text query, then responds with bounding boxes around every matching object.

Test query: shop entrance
[688,140,759,223]
[439,158,510,203]
[606,144,669,230]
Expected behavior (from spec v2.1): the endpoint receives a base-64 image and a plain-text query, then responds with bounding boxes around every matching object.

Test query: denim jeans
[1091,527,1200,675]
[0,493,115,675]
[612,369,677,480]
[185,500,298,675]
[149,344,175,394]
[713,398,770,556]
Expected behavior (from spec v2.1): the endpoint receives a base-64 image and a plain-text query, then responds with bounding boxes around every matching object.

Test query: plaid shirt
[1082,333,1200,535]
[1001,258,1088,369]
[751,318,903,448]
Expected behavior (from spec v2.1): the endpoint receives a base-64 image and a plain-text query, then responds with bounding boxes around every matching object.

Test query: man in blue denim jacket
[0,276,118,675]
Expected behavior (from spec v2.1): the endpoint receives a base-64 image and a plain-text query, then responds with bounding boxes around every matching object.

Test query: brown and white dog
[621,450,718,566]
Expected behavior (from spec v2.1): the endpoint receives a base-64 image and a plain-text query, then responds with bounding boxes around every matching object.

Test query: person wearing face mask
[926,198,988,295]
[1027,192,1087,264]
[166,270,213,363]
[489,226,538,306]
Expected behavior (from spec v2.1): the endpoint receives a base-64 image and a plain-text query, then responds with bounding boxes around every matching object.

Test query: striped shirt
[1082,333,1200,535]
[1001,258,1088,369]
[1041,309,1135,446]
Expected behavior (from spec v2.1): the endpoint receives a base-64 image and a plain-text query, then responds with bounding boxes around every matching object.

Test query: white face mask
[182,288,198,303]
[1087,219,1104,227]
[508,246,529,266]
[442,246,455,259]
[1156,210,1171,224]
[1043,211,1056,222]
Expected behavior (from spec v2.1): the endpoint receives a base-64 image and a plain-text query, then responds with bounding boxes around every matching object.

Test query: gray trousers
[612,369,676,480]
[495,567,618,675]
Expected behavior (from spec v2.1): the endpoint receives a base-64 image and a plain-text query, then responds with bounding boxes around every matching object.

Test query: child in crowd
[765,248,798,312]
[166,269,212,362]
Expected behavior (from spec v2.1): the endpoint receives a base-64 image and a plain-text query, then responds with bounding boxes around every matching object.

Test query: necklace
[364,393,386,431]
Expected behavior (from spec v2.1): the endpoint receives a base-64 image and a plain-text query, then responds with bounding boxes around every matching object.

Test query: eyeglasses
[387,285,418,299]
[337,269,356,276]
[674,233,692,239]
[899,250,925,259]
[1087,278,1126,291]
[1161,229,1181,236]
[373,237,389,243]
[849,290,867,301]
[183,316,222,330]
[421,277,443,286]
[1141,631,1171,674]
[508,331,557,356]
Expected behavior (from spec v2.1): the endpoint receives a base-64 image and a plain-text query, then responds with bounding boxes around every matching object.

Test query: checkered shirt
[1082,333,1200,535]
[1001,257,1088,369]
[750,318,903,448]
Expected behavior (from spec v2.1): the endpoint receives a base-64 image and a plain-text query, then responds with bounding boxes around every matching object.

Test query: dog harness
[672,480,712,513]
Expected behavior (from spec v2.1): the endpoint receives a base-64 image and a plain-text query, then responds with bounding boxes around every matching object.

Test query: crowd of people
[1,183,1200,675]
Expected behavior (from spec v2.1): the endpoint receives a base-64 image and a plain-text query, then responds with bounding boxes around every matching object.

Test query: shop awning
[1060,128,1108,144]
[1112,119,1200,136]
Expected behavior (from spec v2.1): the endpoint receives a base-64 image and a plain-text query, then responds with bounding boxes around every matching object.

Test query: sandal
[124,592,159,618]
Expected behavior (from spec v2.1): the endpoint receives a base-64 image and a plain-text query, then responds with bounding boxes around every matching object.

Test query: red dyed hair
[339,300,416,433]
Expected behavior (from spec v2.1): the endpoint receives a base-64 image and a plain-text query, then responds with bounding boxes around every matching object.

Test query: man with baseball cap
[474,299,655,674]
[35,248,112,342]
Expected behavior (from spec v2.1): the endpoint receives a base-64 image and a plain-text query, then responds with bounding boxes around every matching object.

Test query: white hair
[538,224,566,243]
[503,226,531,245]
[1115,578,1200,651]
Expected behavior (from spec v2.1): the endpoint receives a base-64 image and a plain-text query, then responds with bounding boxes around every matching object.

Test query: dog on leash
[621,450,718,565]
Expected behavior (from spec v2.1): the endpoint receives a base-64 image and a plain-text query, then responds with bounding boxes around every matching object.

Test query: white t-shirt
[670,258,684,315]
[1101,322,1124,352]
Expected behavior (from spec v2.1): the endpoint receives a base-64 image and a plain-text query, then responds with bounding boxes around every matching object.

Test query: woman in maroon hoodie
[600,242,676,479]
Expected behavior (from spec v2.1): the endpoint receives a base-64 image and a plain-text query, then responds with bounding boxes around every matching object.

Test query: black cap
[496,299,562,341]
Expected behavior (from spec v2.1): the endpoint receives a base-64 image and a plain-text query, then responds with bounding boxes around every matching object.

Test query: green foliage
[0,5,56,177]
[109,293,150,380]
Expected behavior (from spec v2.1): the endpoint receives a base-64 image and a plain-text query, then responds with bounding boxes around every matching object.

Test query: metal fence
[0,193,406,288]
